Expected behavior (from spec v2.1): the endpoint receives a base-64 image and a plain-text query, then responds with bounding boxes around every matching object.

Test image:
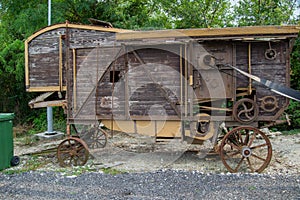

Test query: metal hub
[242,146,252,157]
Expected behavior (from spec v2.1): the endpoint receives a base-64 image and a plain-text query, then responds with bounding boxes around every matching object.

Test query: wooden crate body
[25,23,299,140]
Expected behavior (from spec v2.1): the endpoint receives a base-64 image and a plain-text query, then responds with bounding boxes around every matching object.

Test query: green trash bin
[0,113,19,170]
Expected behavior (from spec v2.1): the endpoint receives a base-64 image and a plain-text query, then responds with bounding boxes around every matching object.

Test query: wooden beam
[27,86,67,92]
[25,22,132,44]
[29,100,66,108]
[117,26,300,40]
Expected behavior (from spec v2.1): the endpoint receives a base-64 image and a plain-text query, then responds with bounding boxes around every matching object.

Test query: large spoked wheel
[219,126,272,173]
[57,137,89,167]
[81,127,108,149]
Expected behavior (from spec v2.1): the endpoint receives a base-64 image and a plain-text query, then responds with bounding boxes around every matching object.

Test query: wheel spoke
[234,157,245,172]
[250,143,268,149]
[225,150,240,158]
[225,140,241,150]
[251,153,267,161]
[246,157,255,172]
[244,132,250,145]
[73,156,78,166]
[238,132,243,144]
[59,150,71,154]
[248,132,256,147]
[76,145,85,151]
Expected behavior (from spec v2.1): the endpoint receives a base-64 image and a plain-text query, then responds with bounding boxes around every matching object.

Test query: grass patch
[2,156,50,175]
[281,129,300,135]
[102,167,124,175]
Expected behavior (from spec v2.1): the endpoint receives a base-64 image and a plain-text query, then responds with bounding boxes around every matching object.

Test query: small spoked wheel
[219,126,272,173]
[57,137,89,167]
[81,127,108,149]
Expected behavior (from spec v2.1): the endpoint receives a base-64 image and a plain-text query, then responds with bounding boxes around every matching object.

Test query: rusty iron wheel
[219,126,272,173]
[82,127,108,149]
[57,137,89,167]
[259,95,278,113]
[233,98,259,124]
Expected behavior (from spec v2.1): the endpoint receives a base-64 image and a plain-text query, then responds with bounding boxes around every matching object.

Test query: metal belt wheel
[219,126,272,173]
[233,98,259,124]
[81,127,108,149]
[57,137,89,167]
[259,95,278,112]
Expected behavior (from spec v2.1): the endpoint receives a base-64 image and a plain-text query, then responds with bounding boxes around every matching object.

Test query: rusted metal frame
[232,43,237,103]
[59,35,64,91]
[200,106,232,112]
[188,42,194,119]
[95,46,100,117]
[110,43,116,138]
[180,45,183,106]
[74,46,124,119]
[93,45,102,131]
[129,47,181,118]
[184,44,188,117]
[124,47,130,120]
[154,120,158,142]
[72,49,77,113]
[65,21,72,136]
[179,44,185,138]
[97,115,231,121]
[248,43,252,95]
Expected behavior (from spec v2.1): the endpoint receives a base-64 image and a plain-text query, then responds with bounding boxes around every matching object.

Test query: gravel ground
[0,130,299,199]
[0,170,300,200]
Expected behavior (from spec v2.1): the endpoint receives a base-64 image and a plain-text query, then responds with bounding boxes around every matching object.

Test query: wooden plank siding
[25,23,299,124]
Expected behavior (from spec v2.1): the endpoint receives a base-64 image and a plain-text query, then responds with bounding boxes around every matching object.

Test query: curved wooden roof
[25,22,131,43]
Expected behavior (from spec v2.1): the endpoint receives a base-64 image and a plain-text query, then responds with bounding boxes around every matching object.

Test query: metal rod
[48,0,51,26]
[73,49,77,112]
[180,45,183,106]
[59,35,63,91]
[185,44,188,117]
[46,0,55,135]
[248,43,252,95]
[47,106,53,133]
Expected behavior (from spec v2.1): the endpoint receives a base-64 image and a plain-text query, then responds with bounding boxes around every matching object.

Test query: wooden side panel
[26,27,117,92]
[95,47,181,119]
[235,40,290,120]
[27,28,65,89]
[192,41,234,99]
[71,46,122,120]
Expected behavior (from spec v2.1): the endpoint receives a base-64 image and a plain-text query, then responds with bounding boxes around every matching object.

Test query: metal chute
[225,64,300,102]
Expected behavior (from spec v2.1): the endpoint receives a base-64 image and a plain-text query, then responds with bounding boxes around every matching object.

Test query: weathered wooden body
[25,23,299,142]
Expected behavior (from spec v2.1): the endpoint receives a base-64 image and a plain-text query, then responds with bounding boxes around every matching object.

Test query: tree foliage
[162,0,233,28]
[233,0,298,26]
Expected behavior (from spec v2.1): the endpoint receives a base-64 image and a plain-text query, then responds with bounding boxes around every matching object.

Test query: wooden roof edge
[25,22,133,44]
[116,25,300,41]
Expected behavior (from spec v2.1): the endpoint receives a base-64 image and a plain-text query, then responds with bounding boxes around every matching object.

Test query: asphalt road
[0,170,299,200]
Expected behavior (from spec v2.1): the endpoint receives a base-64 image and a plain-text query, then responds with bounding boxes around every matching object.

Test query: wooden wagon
[25,21,300,172]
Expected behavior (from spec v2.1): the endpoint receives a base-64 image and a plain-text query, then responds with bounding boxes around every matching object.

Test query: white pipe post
[46,0,55,135]
[48,0,51,26]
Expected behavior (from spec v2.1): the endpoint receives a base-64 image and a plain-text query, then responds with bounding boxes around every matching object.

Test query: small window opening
[110,71,120,83]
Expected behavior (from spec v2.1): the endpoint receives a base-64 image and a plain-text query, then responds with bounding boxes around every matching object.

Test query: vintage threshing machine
[25,21,300,172]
